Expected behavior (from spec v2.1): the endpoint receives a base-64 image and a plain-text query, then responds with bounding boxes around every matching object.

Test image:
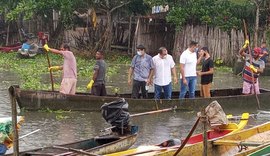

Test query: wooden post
[201,109,207,156]
[128,15,132,54]
[8,85,19,156]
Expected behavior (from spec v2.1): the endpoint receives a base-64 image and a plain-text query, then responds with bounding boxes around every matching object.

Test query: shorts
[242,81,260,94]
[60,78,77,94]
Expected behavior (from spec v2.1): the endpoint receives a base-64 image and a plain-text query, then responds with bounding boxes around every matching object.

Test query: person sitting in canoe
[43,43,77,95]
[86,50,107,96]
[239,40,265,95]
[18,38,31,55]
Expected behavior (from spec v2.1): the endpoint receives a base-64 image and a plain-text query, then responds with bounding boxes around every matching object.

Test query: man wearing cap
[128,45,154,98]
[240,40,265,94]
[179,41,201,98]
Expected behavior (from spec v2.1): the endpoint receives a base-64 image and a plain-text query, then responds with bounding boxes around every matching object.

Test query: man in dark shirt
[260,41,269,63]
[87,51,107,96]
[197,47,214,98]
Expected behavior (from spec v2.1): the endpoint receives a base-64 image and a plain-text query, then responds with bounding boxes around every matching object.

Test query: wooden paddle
[243,19,261,109]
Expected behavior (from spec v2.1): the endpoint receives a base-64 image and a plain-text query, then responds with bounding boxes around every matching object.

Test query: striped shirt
[243,56,265,84]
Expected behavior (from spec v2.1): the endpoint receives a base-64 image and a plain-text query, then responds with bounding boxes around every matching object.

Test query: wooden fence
[173,25,245,65]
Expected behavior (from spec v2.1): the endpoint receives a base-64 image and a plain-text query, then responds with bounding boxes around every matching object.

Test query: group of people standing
[128,41,214,100]
[43,39,268,99]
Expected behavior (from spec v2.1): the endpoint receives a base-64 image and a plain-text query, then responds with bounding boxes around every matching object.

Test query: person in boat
[260,41,269,63]
[151,47,178,99]
[159,139,181,147]
[128,45,154,99]
[18,38,31,55]
[179,40,202,99]
[196,47,214,98]
[87,50,107,96]
[43,43,77,95]
[239,40,265,94]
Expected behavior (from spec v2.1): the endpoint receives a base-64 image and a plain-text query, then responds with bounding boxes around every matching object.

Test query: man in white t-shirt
[179,41,201,98]
[151,47,178,99]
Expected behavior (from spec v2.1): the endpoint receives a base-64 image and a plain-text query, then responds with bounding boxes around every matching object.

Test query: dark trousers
[91,84,107,96]
[131,80,148,99]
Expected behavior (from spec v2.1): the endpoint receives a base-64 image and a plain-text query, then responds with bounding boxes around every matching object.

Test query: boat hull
[6,133,138,156]
[106,113,249,156]
[154,122,270,156]
[13,86,270,112]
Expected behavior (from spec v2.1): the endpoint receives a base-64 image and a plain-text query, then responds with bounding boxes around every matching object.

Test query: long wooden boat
[105,113,249,156]
[10,85,270,112]
[142,121,270,156]
[6,126,138,156]
[0,43,21,53]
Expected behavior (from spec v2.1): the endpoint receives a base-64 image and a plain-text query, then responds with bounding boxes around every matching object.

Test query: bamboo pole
[243,20,261,109]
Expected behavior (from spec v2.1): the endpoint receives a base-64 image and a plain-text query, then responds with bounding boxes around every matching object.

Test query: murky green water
[1,67,270,154]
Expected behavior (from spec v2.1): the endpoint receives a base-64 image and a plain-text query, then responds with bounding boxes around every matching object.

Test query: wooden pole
[8,85,19,156]
[243,20,261,109]
[173,117,200,156]
[128,15,132,54]
[46,52,54,91]
[202,109,208,156]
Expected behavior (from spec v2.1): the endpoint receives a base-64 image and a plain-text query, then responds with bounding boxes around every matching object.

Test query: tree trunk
[104,11,112,52]
[254,1,260,47]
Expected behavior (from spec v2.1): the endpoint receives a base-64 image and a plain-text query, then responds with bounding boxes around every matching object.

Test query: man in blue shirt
[128,45,154,98]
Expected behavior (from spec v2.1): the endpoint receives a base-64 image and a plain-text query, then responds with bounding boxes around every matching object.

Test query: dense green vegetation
[0,0,268,50]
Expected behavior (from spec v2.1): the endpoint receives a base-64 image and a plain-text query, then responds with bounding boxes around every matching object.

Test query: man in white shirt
[151,47,178,99]
[179,41,201,98]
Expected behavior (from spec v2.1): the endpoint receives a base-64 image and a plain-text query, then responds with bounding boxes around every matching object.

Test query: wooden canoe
[245,144,270,156]
[0,43,21,53]
[6,126,138,156]
[11,85,270,112]
[147,121,270,156]
[105,113,249,156]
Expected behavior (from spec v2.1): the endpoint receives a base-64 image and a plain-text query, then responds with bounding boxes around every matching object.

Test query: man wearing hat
[128,45,154,98]
[240,40,265,94]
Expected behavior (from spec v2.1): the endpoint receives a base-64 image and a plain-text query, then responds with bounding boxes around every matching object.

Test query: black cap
[136,45,145,50]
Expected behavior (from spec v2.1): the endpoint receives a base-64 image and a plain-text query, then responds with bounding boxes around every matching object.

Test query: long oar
[19,129,41,140]
[173,117,200,156]
[46,50,54,91]
[243,20,261,109]
[100,106,177,132]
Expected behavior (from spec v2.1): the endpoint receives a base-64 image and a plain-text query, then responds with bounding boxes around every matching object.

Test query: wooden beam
[213,140,263,146]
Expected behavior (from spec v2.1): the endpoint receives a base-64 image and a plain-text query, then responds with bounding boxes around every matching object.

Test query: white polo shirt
[180,49,197,77]
[152,54,175,86]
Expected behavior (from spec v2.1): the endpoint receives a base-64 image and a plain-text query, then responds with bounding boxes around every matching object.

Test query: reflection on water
[1,69,270,153]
